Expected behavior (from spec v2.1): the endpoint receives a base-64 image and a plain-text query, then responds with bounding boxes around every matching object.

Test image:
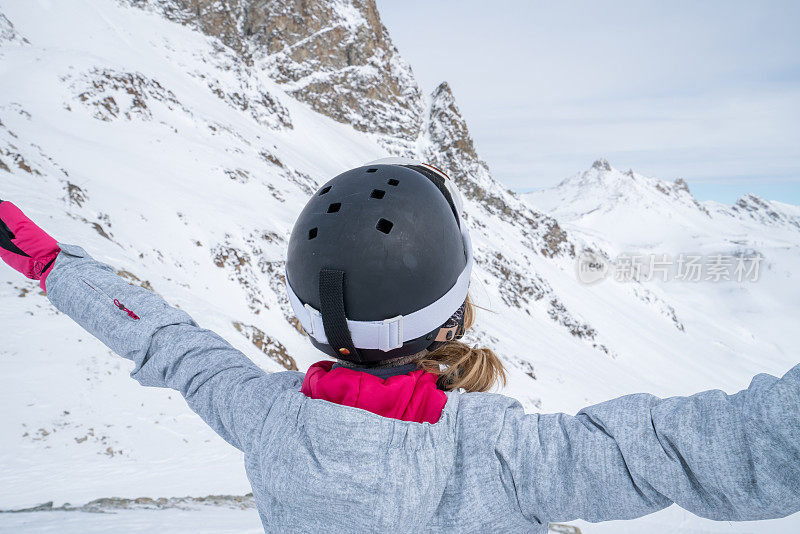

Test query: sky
[376,0,800,205]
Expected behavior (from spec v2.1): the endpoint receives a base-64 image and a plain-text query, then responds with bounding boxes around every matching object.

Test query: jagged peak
[429,82,462,126]
[674,178,690,194]
[591,158,612,172]
[431,81,454,101]
[426,81,475,159]
[581,161,694,198]
[421,82,574,258]
[556,158,621,186]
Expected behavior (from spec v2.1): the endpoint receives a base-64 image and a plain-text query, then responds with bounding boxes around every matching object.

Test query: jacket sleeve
[496,363,800,524]
[45,243,284,452]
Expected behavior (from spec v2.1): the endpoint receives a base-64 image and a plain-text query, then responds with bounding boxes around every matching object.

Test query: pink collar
[301,361,447,424]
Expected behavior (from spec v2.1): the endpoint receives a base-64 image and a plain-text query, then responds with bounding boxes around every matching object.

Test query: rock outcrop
[128,0,422,142]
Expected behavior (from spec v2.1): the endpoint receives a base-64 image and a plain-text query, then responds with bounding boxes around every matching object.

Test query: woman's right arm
[44,243,293,453]
[0,201,291,453]
[495,362,800,525]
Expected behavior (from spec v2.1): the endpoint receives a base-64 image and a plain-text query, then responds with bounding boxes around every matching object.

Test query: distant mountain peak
[579,160,697,201]
[591,158,612,172]
[527,159,717,224]
[732,193,800,229]
[673,178,690,194]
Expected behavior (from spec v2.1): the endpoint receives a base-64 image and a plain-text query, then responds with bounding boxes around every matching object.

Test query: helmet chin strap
[318,268,362,362]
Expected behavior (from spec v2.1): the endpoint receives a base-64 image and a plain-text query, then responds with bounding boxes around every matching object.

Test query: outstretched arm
[498,363,800,524]
[0,201,286,452]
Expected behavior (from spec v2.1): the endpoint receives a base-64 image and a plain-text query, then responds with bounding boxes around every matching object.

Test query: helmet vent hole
[327,202,341,213]
[387,179,399,186]
[366,168,377,173]
[308,227,318,240]
[376,218,393,234]
[370,189,385,199]
[318,186,331,196]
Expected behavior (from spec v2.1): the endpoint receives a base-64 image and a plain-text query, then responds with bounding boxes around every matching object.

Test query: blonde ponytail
[417,297,506,393]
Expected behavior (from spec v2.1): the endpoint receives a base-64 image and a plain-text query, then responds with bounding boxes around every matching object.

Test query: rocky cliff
[128,0,423,145]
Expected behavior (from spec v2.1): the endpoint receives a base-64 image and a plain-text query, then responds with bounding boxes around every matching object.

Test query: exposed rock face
[68,68,189,122]
[0,13,29,45]
[128,0,422,142]
[733,194,800,229]
[673,177,690,194]
[4,0,595,356]
[423,82,574,259]
[420,82,597,348]
[0,494,257,513]
[254,0,423,141]
[233,321,298,370]
[591,158,612,172]
[126,1,574,261]
[128,0,574,258]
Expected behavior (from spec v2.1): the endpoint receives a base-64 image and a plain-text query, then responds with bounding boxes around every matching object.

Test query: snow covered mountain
[525,158,800,251]
[1,1,798,533]
[524,160,800,393]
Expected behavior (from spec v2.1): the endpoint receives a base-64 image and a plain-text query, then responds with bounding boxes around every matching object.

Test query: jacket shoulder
[450,391,527,451]
[452,391,523,422]
[267,370,305,389]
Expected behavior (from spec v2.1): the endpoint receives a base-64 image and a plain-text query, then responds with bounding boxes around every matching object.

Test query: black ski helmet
[286,157,473,364]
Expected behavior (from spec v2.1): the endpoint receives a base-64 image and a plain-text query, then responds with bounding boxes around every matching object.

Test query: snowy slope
[1,1,799,533]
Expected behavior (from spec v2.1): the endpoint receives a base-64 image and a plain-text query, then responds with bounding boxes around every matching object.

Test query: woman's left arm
[497,361,800,525]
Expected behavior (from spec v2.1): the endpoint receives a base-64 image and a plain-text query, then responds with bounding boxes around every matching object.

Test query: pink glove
[0,201,60,291]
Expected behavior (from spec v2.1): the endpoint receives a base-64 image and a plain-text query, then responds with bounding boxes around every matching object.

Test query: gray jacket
[45,244,800,533]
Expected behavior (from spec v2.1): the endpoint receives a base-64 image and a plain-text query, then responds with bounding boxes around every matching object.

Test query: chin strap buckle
[304,303,325,338]
[378,315,403,352]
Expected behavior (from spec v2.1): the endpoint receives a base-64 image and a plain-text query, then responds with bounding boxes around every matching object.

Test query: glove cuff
[37,251,60,292]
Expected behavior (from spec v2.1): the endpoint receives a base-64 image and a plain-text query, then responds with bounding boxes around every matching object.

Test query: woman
[1,158,798,533]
